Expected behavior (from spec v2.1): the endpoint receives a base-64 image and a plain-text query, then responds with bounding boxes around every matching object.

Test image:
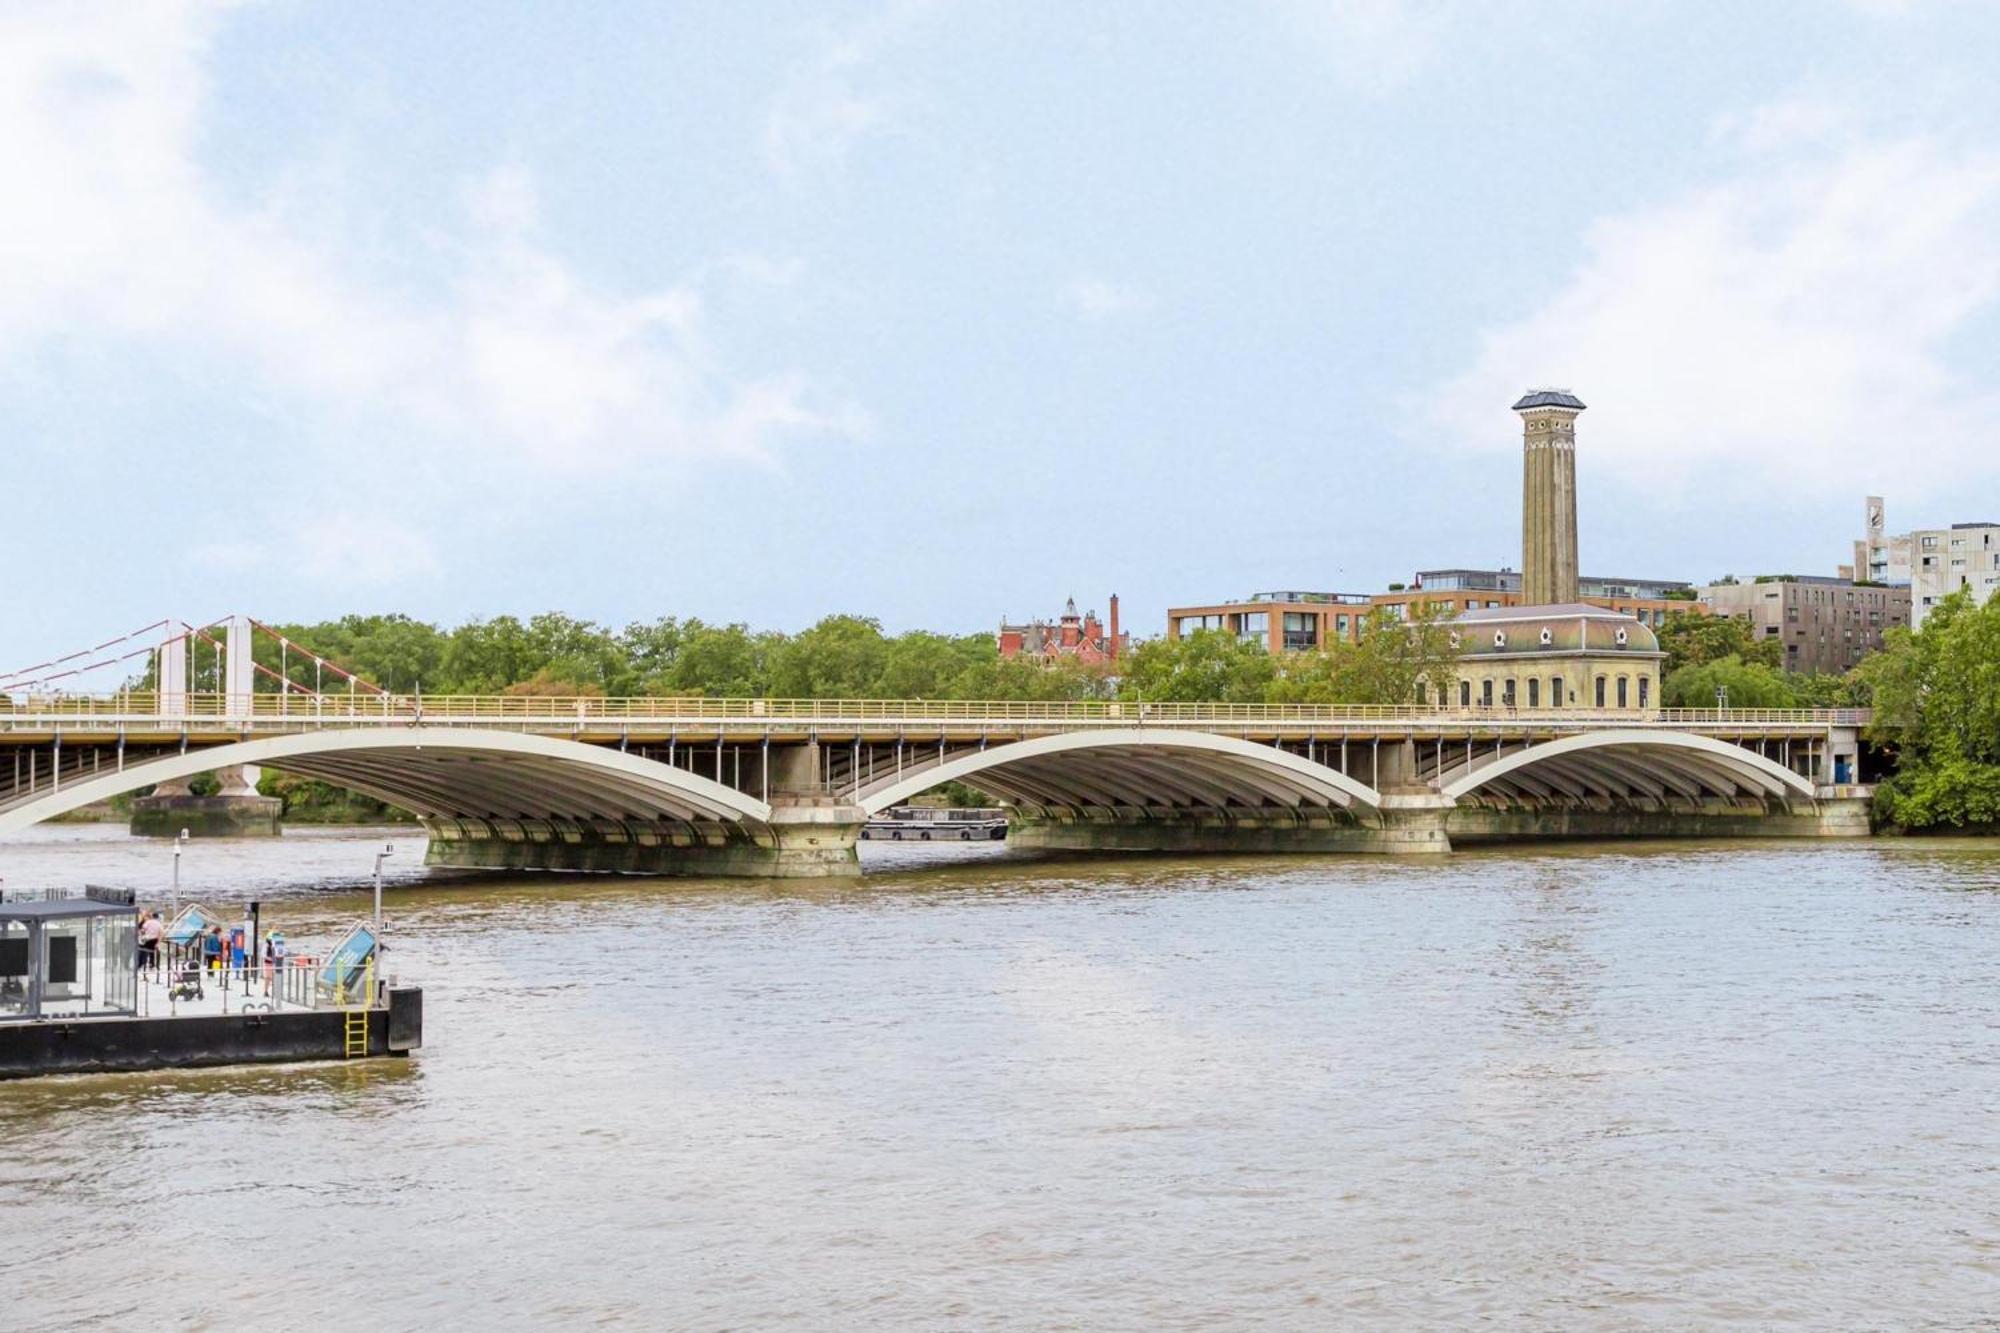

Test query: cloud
[1424,122,2000,501]
[1060,277,1157,321]
[0,2,860,484]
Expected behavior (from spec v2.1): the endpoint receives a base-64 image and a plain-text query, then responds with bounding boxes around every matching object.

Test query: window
[1239,612,1269,646]
[1638,677,1649,708]
[1282,612,1318,651]
[1527,678,1540,708]
[1334,614,1350,635]
[1617,677,1629,708]
[1549,677,1562,707]
[1594,675,1606,707]
[1481,679,1494,707]
[1176,614,1222,635]
[1502,679,1517,707]
[1460,680,1471,707]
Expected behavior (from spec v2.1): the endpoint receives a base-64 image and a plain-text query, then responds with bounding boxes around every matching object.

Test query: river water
[3,825,1998,1329]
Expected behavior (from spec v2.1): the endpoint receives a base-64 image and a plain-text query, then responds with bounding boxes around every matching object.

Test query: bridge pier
[1006,799,1453,857]
[129,766,282,838]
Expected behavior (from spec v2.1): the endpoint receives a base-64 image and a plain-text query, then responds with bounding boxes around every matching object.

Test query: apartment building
[1701,576,1910,674]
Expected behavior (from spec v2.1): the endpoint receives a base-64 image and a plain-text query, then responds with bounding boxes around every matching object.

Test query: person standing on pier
[203,925,224,974]
[138,911,162,977]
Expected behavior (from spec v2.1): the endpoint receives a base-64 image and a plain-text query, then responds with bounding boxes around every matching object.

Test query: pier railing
[0,691,1872,730]
[140,958,379,1017]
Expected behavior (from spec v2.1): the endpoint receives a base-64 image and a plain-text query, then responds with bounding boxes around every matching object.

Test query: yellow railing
[0,691,1872,728]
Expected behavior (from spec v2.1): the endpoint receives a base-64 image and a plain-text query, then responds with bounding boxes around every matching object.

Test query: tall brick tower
[1513,389,1585,605]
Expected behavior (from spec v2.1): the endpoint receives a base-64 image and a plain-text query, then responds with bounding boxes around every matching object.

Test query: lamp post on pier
[170,828,189,921]
[373,844,394,936]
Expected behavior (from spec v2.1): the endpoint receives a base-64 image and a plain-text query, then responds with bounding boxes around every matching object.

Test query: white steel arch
[1441,730,1816,804]
[0,727,772,836]
[854,728,1384,817]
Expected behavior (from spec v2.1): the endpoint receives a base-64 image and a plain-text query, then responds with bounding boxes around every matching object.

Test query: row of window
[1425,675,1649,709]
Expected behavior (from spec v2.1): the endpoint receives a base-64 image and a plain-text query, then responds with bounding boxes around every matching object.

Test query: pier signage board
[166,904,216,947]
[319,924,379,1002]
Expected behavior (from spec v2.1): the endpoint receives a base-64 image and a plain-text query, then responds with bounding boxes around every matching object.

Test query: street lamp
[372,843,394,935]
[1715,683,1729,714]
[170,827,189,920]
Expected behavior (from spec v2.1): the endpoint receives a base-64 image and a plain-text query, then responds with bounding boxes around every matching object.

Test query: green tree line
[1854,589,2000,831]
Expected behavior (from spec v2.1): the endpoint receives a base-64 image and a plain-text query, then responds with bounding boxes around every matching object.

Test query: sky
[7,0,2000,674]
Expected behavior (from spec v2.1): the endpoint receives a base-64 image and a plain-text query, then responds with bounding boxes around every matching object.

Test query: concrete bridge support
[130,765,281,838]
[1006,798,1453,858]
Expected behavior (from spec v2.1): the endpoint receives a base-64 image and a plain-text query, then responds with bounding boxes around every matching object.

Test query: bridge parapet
[0,691,1871,740]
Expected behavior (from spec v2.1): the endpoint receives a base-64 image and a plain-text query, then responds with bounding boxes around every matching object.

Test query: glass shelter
[0,892,139,1021]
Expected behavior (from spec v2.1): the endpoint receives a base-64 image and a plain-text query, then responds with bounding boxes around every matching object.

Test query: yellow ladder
[343,1008,368,1059]
[340,956,375,1059]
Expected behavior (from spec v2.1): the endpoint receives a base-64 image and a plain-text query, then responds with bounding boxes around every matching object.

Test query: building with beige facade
[1443,604,1663,712]
[1704,577,1910,674]
[1907,523,2000,625]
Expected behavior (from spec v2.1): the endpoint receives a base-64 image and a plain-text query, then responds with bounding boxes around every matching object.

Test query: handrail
[0,690,1873,728]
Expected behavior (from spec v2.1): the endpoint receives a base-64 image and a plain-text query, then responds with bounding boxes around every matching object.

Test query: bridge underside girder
[848,736,1374,825]
[1442,736,1808,810]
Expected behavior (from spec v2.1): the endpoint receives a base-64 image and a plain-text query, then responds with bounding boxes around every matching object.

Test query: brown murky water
[3,825,1999,1328]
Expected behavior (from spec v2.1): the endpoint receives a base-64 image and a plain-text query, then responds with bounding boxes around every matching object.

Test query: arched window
[1460,680,1471,707]
[1502,678,1516,708]
[1481,679,1494,707]
[1549,677,1563,707]
[1527,677,1540,708]
[1638,676,1650,709]
[1617,676,1629,708]
[1594,675,1607,708]
[1416,681,1428,706]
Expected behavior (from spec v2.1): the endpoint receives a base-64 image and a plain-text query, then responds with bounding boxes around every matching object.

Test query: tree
[1266,604,1461,706]
[1657,612,1781,674]
[1660,654,1801,709]
[767,615,891,697]
[1858,589,2000,830]
[1118,629,1276,703]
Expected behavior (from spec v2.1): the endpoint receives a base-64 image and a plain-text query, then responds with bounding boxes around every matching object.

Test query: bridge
[0,688,1873,876]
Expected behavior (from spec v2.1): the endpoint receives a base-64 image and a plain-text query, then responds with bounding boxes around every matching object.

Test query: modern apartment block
[1846,495,1913,586]
[1168,579,1701,653]
[1166,591,1376,654]
[1414,568,1694,601]
[1841,496,2000,626]
[1908,523,2000,624]
[1701,577,1910,674]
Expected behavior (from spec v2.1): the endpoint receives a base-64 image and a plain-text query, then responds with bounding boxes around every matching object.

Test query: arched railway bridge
[0,692,1874,876]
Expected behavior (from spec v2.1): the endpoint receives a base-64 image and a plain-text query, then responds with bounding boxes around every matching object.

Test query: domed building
[1446,603,1664,712]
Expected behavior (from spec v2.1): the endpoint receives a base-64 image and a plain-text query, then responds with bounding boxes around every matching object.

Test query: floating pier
[0,889,421,1080]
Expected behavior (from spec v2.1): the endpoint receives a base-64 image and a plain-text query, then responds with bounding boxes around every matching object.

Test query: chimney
[1513,388,1585,605]
[1108,594,1120,660]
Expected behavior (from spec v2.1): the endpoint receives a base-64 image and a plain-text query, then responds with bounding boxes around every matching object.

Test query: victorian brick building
[998,596,1127,666]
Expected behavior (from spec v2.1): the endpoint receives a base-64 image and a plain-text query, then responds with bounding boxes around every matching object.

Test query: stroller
[168,955,204,1002]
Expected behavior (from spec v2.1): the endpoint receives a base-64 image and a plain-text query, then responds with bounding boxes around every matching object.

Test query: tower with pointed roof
[1515,389,1585,606]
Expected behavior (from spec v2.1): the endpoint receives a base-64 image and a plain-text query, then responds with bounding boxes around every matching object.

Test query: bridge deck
[0,694,1867,745]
